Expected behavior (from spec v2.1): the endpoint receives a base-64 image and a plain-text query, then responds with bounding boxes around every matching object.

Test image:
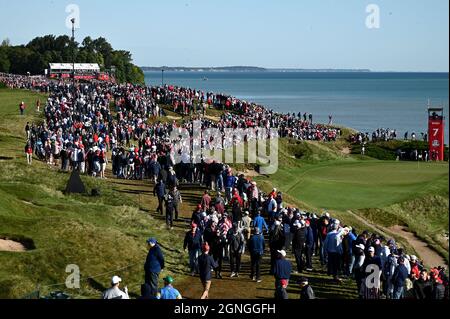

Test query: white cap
[356,244,365,250]
[410,255,418,261]
[368,246,375,253]
[111,276,122,285]
[277,250,287,257]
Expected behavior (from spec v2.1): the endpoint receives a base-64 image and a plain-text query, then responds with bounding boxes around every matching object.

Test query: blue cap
[147,237,157,245]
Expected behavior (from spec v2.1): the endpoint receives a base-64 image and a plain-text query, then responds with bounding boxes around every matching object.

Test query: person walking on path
[253,210,268,234]
[102,276,129,299]
[153,179,166,215]
[165,193,175,230]
[156,276,182,300]
[171,186,182,221]
[273,250,292,299]
[198,243,218,299]
[184,223,203,276]
[227,222,245,278]
[249,227,265,283]
[144,238,165,294]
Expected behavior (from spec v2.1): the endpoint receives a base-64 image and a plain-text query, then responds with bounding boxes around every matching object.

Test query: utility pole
[161,69,164,86]
[71,18,76,107]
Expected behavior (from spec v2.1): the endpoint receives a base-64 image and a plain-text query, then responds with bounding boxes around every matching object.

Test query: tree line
[0,35,144,84]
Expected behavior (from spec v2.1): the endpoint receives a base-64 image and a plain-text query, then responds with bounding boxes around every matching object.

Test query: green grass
[0,89,189,298]
[0,87,448,299]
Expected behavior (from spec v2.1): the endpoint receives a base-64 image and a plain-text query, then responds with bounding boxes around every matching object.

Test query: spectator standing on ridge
[144,238,165,293]
[25,141,33,165]
[102,276,129,299]
[19,101,26,115]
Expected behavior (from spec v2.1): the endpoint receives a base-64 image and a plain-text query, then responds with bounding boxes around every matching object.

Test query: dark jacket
[227,229,245,253]
[413,279,432,299]
[198,253,218,282]
[305,226,314,248]
[153,182,166,198]
[249,234,265,255]
[274,258,292,280]
[144,245,165,274]
[392,264,409,288]
[300,285,315,300]
[432,283,446,300]
[184,230,203,251]
[292,227,306,250]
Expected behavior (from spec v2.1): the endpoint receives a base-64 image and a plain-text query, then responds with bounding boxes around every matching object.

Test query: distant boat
[202,77,208,81]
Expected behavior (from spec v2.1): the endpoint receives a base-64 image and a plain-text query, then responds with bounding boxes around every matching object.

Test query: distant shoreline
[141,66,372,73]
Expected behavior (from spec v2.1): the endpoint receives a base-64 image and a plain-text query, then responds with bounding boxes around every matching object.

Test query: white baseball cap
[111,276,122,285]
[277,250,287,257]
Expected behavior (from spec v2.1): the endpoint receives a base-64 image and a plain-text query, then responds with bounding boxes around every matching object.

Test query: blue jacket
[144,245,165,273]
[305,226,314,247]
[392,264,409,288]
[224,175,237,188]
[274,258,292,280]
[253,215,269,233]
[153,182,166,198]
[323,230,343,255]
[184,230,203,251]
[347,232,357,256]
[249,234,265,255]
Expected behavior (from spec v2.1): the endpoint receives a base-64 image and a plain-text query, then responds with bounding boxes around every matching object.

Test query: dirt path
[0,239,27,252]
[388,226,447,268]
[347,211,447,268]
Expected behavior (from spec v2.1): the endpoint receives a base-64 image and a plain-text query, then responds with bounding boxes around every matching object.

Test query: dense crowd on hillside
[1,72,447,300]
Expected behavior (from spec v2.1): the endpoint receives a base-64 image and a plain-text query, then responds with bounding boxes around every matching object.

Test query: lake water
[144,71,449,142]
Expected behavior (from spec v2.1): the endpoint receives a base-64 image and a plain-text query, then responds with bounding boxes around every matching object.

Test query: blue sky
[0,0,448,71]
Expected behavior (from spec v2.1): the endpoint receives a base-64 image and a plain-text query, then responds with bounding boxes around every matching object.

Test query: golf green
[277,161,449,211]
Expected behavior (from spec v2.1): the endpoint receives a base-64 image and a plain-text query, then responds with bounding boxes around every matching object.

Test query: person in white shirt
[102,276,130,299]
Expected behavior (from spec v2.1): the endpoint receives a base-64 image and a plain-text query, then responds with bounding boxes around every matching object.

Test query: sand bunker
[0,238,27,252]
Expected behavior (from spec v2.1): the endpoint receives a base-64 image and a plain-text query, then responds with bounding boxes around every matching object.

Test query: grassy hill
[0,88,448,299]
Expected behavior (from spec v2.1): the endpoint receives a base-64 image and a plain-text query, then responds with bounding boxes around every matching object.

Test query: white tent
[49,63,100,72]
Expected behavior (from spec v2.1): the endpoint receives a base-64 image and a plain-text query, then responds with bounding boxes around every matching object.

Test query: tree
[0,47,10,72]
[2,34,144,84]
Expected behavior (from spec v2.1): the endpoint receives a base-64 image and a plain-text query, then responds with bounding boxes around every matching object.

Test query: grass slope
[0,88,448,299]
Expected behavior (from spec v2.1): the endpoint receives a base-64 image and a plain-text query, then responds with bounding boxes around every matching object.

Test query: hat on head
[410,255,418,261]
[368,246,375,253]
[163,276,174,284]
[356,244,365,251]
[111,275,122,285]
[191,223,198,229]
[277,250,287,257]
[147,237,157,245]
[299,277,309,284]
[244,211,250,215]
